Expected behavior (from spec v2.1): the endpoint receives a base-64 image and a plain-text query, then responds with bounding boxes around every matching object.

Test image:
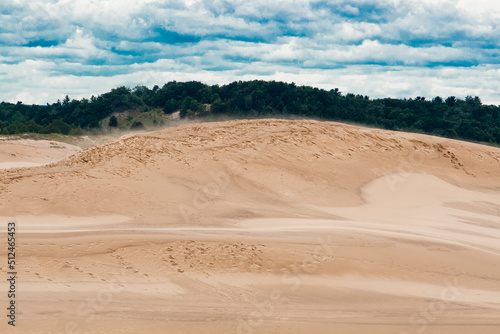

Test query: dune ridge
[1,119,499,218]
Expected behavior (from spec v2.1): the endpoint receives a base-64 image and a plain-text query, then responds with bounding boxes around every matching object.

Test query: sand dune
[0,119,499,333]
[0,138,81,170]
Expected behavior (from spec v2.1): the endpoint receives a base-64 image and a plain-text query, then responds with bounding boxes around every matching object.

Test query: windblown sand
[0,119,499,334]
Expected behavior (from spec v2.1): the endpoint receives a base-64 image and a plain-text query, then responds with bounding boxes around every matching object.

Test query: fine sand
[0,138,81,169]
[0,119,499,333]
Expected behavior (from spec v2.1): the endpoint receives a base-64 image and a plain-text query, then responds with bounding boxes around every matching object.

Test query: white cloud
[1,0,500,105]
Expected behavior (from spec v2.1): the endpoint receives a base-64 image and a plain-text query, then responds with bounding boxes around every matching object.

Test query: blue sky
[1,0,500,105]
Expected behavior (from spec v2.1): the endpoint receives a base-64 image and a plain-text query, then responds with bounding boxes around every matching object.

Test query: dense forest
[0,80,499,144]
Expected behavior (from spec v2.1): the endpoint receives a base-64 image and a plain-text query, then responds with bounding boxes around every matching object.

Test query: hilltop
[1,81,499,146]
[1,119,499,219]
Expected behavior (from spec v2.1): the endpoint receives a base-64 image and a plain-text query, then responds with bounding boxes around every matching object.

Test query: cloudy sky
[1,0,500,105]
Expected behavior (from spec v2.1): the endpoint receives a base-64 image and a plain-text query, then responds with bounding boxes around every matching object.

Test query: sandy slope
[0,138,81,169]
[0,119,499,334]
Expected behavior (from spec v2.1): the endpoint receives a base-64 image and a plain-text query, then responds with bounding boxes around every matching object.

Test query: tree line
[0,80,499,144]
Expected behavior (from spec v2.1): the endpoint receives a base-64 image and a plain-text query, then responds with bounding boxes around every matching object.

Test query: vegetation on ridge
[0,80,499,144]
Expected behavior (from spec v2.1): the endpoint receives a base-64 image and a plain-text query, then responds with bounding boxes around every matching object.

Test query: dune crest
[1,119,498,219]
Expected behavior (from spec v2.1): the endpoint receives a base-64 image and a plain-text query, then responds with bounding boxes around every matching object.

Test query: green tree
[43,119,72,135]
[445,96,456,107]
[109,115,118,127]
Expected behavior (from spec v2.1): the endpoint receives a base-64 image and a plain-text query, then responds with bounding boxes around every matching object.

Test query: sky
[1,0,500,105]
